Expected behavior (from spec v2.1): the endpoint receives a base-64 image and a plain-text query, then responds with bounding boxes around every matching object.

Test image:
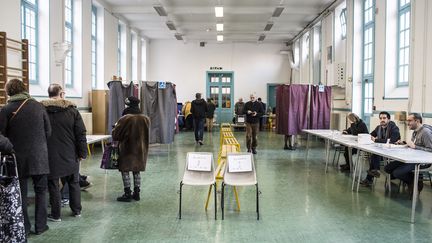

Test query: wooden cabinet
[91,90,109,134]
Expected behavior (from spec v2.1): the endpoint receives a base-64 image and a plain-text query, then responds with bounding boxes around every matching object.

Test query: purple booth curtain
[276,84,309,135]
[309,86,332,129]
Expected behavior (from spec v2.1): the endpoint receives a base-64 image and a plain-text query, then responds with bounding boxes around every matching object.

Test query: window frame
[396,0,411,87]
[64,0,74,88]
[117,24,122,77]
[340,8,347,40]
[91,5,97,89]
[21,0,39,85]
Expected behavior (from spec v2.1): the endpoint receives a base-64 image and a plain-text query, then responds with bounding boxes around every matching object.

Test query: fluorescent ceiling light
[272,6,284,17]
[154,5,167,16]
[216,23,224,31]
[215,6,223,17]
[264,22,273,31]
[174,33,183,40]
[258,34,265,41]
[166,21,176,30]
[217,35,224,42]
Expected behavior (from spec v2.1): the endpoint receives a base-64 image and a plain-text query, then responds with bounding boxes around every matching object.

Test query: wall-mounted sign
[158,81,166,89]
[210,67,223,70]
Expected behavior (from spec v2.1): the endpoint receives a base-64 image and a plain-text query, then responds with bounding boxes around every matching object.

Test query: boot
[132,187,140,201]
[117,187,132,202]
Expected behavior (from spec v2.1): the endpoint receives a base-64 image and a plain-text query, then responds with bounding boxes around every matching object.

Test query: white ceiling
[103,0,334,43]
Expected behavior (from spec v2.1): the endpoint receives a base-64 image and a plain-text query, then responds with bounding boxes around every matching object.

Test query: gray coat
[0,99,51,177]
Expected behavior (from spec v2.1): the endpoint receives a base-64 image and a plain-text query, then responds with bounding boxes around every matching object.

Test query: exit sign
[210,67,223,70]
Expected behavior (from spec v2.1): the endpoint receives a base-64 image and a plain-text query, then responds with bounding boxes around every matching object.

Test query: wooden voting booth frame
[0,32,29,107]
[204,123,241,211]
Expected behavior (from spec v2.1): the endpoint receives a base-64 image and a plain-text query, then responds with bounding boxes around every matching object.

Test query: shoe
[283,145,289,150]
[340,166,350,172]
[31,225,49,235]
[80,174,88,181]
[339,164,349,169]
[71,212,81,217]
[252,148,257,154]
[360,179,373,187]
[61,199,69,207]
[47,214,61,222]
[287,146,296,151]
[198,141,204,146]
[133,187,140,201]
[367,169,381,178]
[117,187,132,202]
[80,181,93,191]
[247,149,251,153]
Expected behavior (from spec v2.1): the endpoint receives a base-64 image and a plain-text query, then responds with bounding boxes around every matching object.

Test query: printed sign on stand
[318,84,325,92]
[187,153,212,171]
[158,81,166,89]
[228,154,252,172]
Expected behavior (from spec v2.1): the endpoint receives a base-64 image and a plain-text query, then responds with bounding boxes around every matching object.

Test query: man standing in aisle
[257,97,266,131]
[191,93,208,145]
[41,84,87,220]
[243,94,264,154]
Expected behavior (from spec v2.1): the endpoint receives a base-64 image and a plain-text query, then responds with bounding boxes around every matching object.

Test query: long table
[303,129,432,223]
[86,135,111,155]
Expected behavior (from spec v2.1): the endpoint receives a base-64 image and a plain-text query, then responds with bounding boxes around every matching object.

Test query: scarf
[8,92,34,102]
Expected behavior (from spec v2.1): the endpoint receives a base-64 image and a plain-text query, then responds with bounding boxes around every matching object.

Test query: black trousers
[19,174,48,234]
[49,172,81,217]
[343,148,357,167]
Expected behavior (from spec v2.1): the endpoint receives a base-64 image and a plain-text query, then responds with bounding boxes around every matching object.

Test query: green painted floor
[28,131,432,242]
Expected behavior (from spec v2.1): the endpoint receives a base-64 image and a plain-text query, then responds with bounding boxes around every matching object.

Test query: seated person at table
[360,112,400,186]
[340,113,369,172]
[384,113,432,197]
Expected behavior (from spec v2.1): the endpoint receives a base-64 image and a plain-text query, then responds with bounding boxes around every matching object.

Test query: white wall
[147,40,290,103]
[0,0,20,39]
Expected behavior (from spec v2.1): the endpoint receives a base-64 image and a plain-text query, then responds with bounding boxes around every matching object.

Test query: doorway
[206,71,234,123]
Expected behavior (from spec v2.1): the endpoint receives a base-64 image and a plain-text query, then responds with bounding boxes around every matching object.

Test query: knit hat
[125,96,140,107]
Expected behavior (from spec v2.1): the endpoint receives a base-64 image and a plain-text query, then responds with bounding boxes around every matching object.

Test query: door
[206,72,234,123]
[267,83,278,113]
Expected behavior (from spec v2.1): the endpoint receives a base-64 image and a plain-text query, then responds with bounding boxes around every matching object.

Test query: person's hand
[342,131,348,135]
[252,111,257,116]
[371,136,376,142]
[247,110,252,114]
[406,140,416,149]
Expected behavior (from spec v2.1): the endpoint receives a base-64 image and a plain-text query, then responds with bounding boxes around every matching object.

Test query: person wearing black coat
[206,98,216,132]
[0,79,51,235]
[122,96,141,116]
[257,98,266,131]
[340,113,369,172]
[243,94,264,154]
[190,93,208,145]
[40,84,87,220]
[360,112,401,186]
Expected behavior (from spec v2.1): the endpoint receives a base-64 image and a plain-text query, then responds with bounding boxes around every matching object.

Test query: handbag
[0,153,26,243]
[100,143,119,170]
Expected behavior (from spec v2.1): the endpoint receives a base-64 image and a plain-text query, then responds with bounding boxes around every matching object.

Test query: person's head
[378,111,391,127]
[407,113,423,130]
[195,93,201,100]
[249,94,256,102]
[47,83,65,99]
[125,96,140,108]
[239,98,243,102]
[5,79,26,96]
[347,113,360,124]
[258,98,262,102]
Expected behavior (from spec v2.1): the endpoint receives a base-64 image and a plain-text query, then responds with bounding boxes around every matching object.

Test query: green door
[206,72,234,124]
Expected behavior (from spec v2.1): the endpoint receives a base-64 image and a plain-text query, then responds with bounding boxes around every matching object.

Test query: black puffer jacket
[243,101,264,124]
[40,99,87,179]
[191,99,208,119]
[0,99,51,177]
[370,121,400,143]
[344,119,369,135]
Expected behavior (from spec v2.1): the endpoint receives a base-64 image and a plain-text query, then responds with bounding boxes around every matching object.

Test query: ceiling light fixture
[154,5,167,16]
[272,6,284,17]
[216,23,224,31]
[217,35,224,42]
[258,34,266,42]
[174,33,183,40]
[264,22,274,31]
[166,21,176,30]
[215,6,224,17]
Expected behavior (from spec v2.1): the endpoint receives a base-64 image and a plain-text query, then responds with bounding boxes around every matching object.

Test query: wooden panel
[92,90,109,135]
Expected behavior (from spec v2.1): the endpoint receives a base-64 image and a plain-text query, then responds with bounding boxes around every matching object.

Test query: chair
[179,152,217,219]
[332,144,345,166]
[222,153,260,220]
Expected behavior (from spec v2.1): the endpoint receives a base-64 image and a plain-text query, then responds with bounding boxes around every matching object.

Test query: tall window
[91,5,97,88]
[64,0,73,88]
[362,0,375,117]
[131,32,137,80]
[117,24,121,77]
[21,0,38,84]
[397,0,410,86]
[340,8,347,39]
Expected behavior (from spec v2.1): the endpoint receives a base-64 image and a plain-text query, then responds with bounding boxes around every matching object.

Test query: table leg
[305,134,310,160]
[356,152,363,192]
[411,164,420,223]
[352,150,361,191]
[325,139,331,173]
[87,144,91,156]
[101,140,105,153]
[348,147,353,173]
